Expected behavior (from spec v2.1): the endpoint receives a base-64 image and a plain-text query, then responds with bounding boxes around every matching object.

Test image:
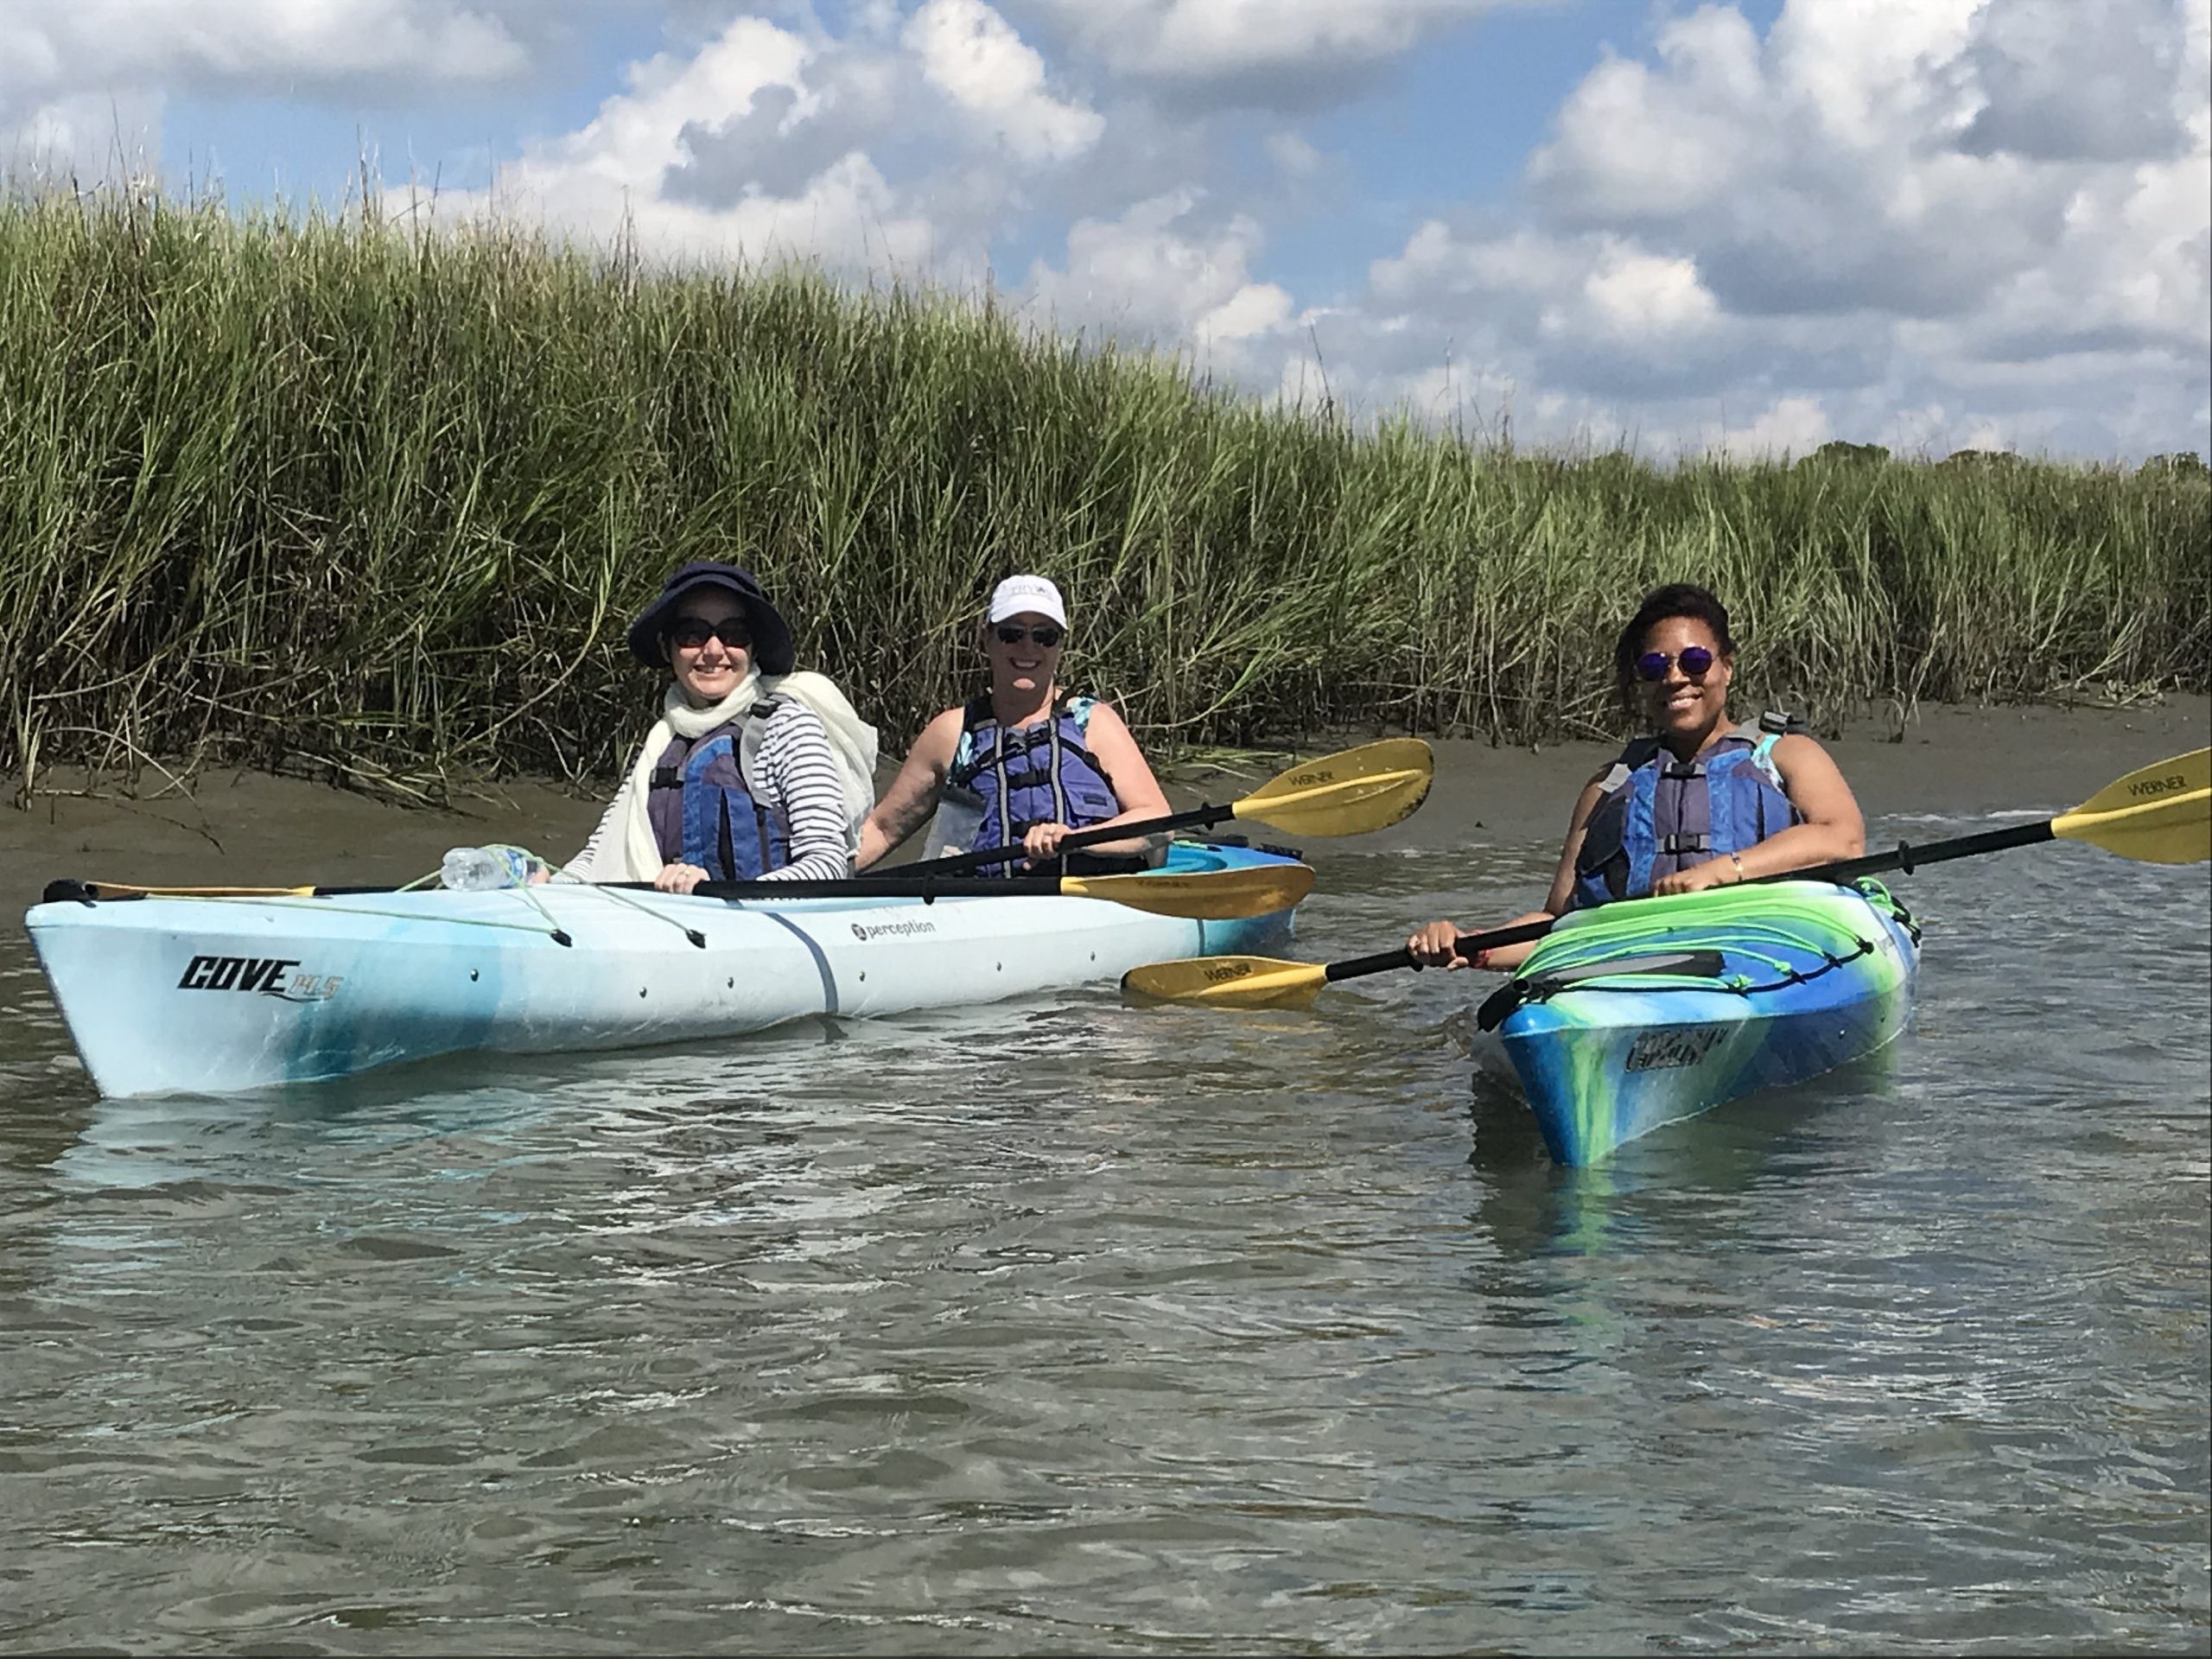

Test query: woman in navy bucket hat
[625,562,795,675]
[561,562,879,891]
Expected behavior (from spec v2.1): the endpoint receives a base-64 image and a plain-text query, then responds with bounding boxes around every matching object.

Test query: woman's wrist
[1729,851,1745,883]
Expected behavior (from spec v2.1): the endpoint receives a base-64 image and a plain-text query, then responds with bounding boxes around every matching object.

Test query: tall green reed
[2,186,2204,804]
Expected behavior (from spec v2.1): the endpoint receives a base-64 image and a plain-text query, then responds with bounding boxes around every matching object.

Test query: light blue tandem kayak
[27,841,1304,1099]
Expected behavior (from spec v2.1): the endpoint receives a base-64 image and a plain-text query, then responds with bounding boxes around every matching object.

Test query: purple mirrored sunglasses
[1634,645,1716,682]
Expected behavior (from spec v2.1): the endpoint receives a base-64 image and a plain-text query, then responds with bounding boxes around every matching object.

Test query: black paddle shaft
[1319,820,2055,981]
[1323,917,1561,985]
[43,874,1126,906]
[887,803,1225,878]
[683,875,1084,901]
[1783,819,2056,886]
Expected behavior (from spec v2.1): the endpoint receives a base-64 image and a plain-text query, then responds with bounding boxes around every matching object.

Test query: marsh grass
[3,187,2205,804]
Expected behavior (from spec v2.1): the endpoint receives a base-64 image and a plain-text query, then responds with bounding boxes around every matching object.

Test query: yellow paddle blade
[2051,747,2210,865]
[1229,738,1433,836]
[1064,861,1314,919]
[1121,953,1332,1007]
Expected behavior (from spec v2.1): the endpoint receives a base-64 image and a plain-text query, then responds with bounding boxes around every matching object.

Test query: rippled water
[3,814,2207,1654]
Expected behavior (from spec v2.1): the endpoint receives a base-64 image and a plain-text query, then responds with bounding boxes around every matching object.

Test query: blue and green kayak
[1478,880,1921,1166]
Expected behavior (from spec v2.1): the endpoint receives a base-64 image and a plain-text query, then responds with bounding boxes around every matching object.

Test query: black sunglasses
[669,616,752,650]
[995,623,1065,648]
[1634,645,1716,682]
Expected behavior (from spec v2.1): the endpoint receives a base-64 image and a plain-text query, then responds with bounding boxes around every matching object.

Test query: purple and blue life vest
[645,701,792,881]
[947,693,1119,872]
[1570,715,1802,909]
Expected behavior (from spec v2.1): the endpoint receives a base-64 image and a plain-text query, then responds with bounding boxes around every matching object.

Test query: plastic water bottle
[441,844,545,891]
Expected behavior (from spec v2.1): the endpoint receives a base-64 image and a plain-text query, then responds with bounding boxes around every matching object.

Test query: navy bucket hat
[626,561,796,676]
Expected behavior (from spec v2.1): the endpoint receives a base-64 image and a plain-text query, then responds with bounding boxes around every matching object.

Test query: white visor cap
[987,575,1069,628]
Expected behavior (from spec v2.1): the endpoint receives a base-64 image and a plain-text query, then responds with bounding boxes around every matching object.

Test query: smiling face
[664,588,753,707]
[986,612,1065,702]
[1636,613,1733,749]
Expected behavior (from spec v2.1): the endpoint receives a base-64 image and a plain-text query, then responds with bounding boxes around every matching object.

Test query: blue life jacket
[645,700,792,881]
[1570,713,1802,909]
[948,693,1120,872]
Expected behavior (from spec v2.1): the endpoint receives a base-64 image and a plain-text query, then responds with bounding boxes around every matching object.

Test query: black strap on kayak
[1714,938,1878,998]
[1478,937,1886,1033]
[1475,948,1730,1032]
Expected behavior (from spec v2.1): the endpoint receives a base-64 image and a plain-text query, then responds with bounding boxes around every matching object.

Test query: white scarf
[607,669,878,882]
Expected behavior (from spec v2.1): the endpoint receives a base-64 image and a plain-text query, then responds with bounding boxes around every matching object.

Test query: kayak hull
[27,842,1299,1099]
[1490,880,1920,1166]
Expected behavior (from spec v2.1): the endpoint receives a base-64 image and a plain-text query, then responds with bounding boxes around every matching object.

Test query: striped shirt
[564,700,854,882]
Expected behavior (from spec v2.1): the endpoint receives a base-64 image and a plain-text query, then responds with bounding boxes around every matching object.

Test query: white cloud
[1526,6,1772,222]
[1525,0,2206,348]
[538,20,813,194]
[905,0,1102,162]
[1265,131,1324,178]
[0,0,533,181]
[1371,221,1582,304]
[0,0,530,101]
[412,17,950,276]
[1370,225,1719,362]
[1197,278,1294,344]
[1022,0,1526,106]
[1956,0,2196,162]
[1712,394,1832,458]
[411,6,1091,282]
[1573,246,1718,339]
[1,0,2202,462]
[1773,0,1980,152]
[0,89,162,181]
[1423,0,2206,456]
[1026,189,1294,359]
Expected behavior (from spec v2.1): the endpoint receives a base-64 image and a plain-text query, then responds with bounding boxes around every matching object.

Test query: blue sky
[6,0,2206,461]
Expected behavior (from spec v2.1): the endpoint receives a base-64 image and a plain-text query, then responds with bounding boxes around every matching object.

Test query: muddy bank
[3,696,2202,921]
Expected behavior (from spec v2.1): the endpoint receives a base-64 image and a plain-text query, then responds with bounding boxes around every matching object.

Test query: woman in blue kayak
[562,561,879,893]
[856,575,1171,873]
[1408,582,1866,969]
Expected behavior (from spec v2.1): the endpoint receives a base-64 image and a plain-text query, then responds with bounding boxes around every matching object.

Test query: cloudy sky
[5,0,2207,461]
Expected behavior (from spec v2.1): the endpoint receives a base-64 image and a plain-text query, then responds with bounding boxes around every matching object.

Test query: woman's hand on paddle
[1411,912,1553,972]
[655,861,711,894]
[1653,855,1739,897]
[1020,822,1072,862]
[1408,920,1469,967]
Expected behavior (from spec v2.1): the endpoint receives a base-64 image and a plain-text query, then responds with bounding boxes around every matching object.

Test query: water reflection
[1464,1042,1912,1264]
[0,811,2204,1652]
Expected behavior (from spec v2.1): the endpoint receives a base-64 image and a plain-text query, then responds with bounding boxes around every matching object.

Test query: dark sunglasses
[995,623,1064,648]
[1635,645,1716,682]
[669,616,752,651]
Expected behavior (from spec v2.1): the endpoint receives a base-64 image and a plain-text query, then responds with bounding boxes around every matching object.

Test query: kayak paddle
[43,860,1316,923]
[1783,743,2209,880]
[1122,745,2210,1009]
[884,737,1433,877]
[683,863,1316,920]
